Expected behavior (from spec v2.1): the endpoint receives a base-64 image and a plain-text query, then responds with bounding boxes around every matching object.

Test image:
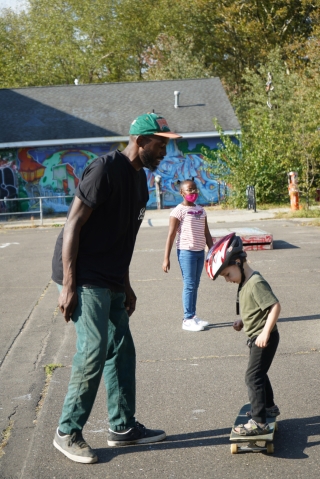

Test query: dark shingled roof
[0,78,240,144]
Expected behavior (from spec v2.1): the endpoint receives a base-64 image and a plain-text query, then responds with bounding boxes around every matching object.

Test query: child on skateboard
[206,233,281,436]
[163,179,213,331]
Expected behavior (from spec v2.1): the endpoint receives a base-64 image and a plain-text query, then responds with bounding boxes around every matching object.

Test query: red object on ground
[210,227,273,251]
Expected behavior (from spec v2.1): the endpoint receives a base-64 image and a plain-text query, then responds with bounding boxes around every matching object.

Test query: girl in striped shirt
[162,179,213,331]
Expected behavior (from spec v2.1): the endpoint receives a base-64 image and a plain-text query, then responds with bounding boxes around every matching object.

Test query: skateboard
[230,403,278,454]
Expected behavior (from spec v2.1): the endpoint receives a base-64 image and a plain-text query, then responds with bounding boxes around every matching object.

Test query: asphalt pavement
[0,209,320,479]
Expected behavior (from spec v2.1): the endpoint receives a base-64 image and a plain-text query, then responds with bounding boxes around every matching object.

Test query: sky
[0,0,26,11]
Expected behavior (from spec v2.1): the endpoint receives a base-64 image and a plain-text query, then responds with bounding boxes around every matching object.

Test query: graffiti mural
[0,150,29,215]
[0,136,227,213]
[148,137,226,208]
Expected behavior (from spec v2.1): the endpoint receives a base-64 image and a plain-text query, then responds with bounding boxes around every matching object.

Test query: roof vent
[174,91,180,108]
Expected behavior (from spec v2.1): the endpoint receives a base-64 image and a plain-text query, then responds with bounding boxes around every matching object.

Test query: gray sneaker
[53,428,98,463]
[107,421,166,446]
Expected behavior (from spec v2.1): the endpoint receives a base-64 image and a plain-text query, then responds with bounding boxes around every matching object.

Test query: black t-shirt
[51,150,149,291]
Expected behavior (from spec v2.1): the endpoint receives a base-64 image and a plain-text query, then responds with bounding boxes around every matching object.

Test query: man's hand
[58,286,78,323]
[233,319,244,331]
[255,331,270,348]
[124,284,137,317]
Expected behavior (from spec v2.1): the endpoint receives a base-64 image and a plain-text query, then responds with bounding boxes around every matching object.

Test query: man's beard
[140,150,158,172]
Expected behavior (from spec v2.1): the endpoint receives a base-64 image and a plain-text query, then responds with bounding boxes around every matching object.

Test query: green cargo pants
[57,285,136,434]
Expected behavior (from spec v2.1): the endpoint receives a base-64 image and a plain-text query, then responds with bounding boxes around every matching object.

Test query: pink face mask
[185,193,198,202]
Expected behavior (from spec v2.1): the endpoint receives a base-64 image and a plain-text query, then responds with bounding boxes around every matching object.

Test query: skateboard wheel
[231,444,238,454]
[266,443,274,454]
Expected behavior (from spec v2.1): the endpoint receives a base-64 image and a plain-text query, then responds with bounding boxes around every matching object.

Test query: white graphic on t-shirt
[138,208,146,221]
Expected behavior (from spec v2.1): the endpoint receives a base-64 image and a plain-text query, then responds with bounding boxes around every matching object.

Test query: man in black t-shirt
[52,113,182,464]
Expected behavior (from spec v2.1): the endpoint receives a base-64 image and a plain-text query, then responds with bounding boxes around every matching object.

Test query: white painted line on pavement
[12,394,31,400]
[0,242,19,248]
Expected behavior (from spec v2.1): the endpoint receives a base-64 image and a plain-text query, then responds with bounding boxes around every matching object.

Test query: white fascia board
[180,130,241,138]
[0,130,241,149]
[0,136,129,149]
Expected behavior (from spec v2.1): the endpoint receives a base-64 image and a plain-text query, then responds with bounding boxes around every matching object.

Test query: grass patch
[300,219,320,227]
[0,420,14,458]
[273,208,320,219]
[256,203,289,210]
[206,202,320,214]
[205,204,236,211]
[205,203,291,211]
[44,363,63,377]
[35,364,64,421]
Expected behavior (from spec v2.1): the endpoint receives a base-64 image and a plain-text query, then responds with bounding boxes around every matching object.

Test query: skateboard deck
[230,403,277,454]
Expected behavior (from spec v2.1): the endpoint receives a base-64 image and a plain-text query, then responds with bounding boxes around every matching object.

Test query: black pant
[245,330,279,423]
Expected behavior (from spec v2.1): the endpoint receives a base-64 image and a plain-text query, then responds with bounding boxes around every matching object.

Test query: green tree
[288,3,320,206]
[24,0,119,85]
[151,0,316,96]
[0,9,31,88]
[144,34,211,80]
[0,0,166,86]
[203,50,302,206]
[0,0,318,90]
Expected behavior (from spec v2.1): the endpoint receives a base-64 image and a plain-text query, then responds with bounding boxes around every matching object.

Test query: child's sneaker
[193,315,209,327]
[246,405,280,418]
[182,318,204,332]
[266,405,280,417]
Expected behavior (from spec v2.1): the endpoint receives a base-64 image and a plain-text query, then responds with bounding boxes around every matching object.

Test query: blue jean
[177,249,205,319]
[57,285,136,434]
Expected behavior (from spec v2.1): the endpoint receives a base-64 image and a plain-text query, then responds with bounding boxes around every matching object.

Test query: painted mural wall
[0,137,227,215]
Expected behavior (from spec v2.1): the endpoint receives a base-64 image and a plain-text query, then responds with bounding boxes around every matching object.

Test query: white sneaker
[193,315,209,327]
[182,318,204,332]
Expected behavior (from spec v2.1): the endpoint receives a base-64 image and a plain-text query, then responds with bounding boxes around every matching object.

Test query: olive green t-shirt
[239,272,279,338]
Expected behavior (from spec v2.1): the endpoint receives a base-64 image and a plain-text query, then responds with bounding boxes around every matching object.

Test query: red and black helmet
[205,232,247,280]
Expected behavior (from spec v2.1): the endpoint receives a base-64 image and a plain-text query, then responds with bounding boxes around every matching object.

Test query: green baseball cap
[129,113,182,139]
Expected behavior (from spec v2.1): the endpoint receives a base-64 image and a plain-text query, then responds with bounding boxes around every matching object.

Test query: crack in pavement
[0,280,53,369]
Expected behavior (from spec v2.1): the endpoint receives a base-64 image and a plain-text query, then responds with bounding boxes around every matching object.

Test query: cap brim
[154,132,182,139]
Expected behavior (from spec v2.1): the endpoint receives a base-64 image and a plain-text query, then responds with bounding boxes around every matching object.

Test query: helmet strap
[235,260,246,315]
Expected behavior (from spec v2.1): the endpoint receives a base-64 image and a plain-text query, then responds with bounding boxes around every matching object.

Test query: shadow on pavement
[206,322,234,329]
[273,415,320,459]
[94,427,231,463]
[92,416,320,463]
[278,314,320,323]
[273,240,300,249]
[205,314,320,329]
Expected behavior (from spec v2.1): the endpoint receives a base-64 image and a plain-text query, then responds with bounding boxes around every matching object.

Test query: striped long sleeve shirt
[170,204,207,251]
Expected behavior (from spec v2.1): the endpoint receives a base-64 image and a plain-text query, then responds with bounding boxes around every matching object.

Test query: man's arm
[59,197,93,322]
